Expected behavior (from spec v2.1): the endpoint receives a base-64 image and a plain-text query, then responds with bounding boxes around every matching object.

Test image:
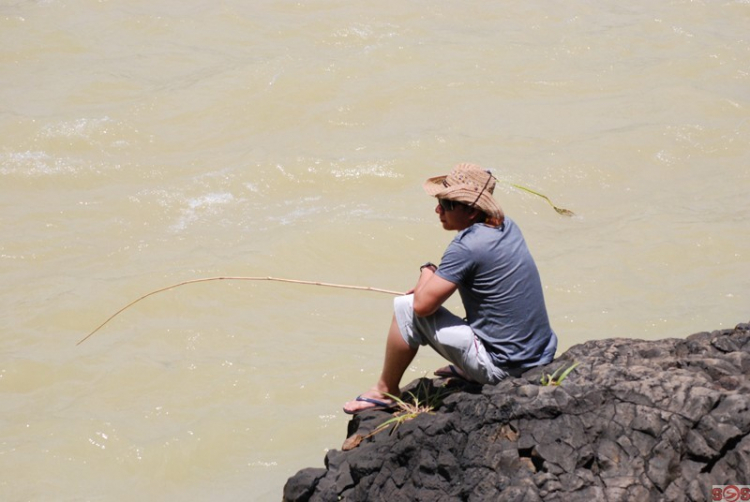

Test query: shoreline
[285,321,750,501]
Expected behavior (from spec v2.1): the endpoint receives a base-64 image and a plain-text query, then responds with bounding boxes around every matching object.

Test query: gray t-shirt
[435,218,556,367]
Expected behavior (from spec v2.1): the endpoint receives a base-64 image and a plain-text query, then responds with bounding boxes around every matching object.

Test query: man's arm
[413,267,458,317]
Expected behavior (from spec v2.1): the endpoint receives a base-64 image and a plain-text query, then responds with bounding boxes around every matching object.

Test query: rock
[284,322,750,501]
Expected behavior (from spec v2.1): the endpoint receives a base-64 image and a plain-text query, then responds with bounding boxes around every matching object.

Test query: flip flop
[343,395,397,415]
[434,364,472,381]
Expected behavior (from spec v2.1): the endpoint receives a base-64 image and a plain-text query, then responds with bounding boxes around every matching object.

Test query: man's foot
[343,390,398,415]
[434,364,474,382]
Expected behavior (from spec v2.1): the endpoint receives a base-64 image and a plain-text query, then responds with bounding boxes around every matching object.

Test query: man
[343,163,557,414]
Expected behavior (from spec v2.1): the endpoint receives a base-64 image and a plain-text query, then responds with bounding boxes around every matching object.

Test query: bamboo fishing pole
[79,181,571,345]
[77,276,404,346]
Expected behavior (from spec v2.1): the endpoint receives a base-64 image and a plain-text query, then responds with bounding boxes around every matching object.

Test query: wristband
[420,262,437,272]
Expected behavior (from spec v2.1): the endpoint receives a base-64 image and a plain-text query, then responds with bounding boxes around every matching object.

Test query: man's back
[436,218,556,367]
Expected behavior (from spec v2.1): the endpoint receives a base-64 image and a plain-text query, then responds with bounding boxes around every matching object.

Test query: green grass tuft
[540,361,580,386]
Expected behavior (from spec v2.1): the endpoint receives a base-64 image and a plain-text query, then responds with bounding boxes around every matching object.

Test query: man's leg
[344,315,417,413]
[405,303,507,385]
[343,314,417,414]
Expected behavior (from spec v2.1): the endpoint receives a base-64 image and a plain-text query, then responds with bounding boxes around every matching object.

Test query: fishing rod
[77,276,404,346]
[78,183,572,345]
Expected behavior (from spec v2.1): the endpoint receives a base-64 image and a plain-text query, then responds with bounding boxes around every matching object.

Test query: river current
[1,1,748,500]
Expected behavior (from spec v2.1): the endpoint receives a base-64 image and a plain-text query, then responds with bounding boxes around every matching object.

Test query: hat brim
[423,175,449,197]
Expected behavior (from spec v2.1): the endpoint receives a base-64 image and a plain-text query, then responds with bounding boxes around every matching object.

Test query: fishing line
[506,181,575,217]
[77,276,404,346]
[490,174,575,217]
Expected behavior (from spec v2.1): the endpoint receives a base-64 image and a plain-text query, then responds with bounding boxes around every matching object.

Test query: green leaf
[555,361,580,384]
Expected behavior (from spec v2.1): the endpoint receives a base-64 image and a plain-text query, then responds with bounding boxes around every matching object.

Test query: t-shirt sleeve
[435,238,475,285]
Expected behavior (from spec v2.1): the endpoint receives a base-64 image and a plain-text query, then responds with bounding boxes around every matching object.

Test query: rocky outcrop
[284,322,750,501]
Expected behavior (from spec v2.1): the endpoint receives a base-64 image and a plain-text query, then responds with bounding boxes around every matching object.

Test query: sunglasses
[438,198,459,212]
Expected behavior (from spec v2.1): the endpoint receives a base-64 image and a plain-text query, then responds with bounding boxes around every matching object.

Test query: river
[1,1,748,500]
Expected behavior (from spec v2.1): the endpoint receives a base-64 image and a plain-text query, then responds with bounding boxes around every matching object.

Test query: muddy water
[1,1,748,499]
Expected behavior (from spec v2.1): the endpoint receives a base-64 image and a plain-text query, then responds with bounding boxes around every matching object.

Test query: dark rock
[283,468,326,502]
[284,321,750,501]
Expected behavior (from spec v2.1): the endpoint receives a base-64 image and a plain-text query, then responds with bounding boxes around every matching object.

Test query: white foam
[329,162,402,179]
[171,192,235,232]
[39,116,113,139]
[0,150,77,176]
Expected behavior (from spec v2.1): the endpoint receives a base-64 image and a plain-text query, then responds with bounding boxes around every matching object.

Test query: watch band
[420,262,437,272]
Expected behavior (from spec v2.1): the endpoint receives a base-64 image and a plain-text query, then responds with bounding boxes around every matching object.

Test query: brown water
[1,1,748,500]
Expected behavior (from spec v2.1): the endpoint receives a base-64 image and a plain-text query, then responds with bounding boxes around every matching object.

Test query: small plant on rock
[540,361,580,386]
[373,392,435,434]
[341,379,454,451]
[374,379,450,434]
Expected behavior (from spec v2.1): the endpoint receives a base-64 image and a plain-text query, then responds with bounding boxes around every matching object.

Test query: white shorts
[393,294,513,385]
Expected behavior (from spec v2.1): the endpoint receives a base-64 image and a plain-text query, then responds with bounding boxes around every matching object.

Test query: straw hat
[423,163,504,220]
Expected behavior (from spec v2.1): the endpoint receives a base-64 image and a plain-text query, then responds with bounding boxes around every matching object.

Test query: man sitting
[344,163,557,414]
